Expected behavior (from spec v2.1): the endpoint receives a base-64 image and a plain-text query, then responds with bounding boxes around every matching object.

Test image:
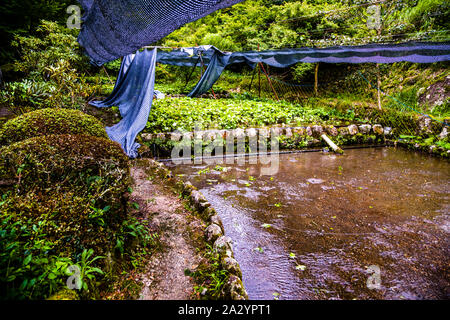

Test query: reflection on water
[169,148,450,300]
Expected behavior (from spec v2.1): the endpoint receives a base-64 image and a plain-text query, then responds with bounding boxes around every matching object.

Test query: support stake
[314,63,319,96]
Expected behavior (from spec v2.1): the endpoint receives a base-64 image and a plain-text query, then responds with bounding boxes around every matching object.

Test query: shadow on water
[168,147,450,300]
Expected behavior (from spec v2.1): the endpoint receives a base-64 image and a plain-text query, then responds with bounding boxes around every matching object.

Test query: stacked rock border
[141,122,448,159]
[146,159,248,300]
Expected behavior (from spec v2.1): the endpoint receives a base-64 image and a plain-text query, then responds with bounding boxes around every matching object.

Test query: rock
[209,214,224,232]
[270,127,282,137]
[439,127,448,140]
[347,124,359,135]
[200,207,217,221]
[171,132,182,141]
[338,126,349,136]
[141,133,153,141]
[284,128,293,138]
[205,223,223,243]
[232,128,246,139]
[47,288,79,300]
[222,275,248,300]
[384,127,392,136]
[222,257,242,278]
[311,125,323,136]
[213,236,233,257]
[416,87,426,98]
[418,76,450,108]
[305,126,313,136]
[259,128,269,138]
[194,131,204,140]
[219,130,228,139]
[204,130,217,141]
[183,132,193,140]
[358,124,372,134]
[417,115,434,134]
[190,190,209,210]
[325,126,338,137]
[156,133,166,140]
[292,127,305,136]
[372,124,384,135]
[307,139,321,147]
[245,128,258,138]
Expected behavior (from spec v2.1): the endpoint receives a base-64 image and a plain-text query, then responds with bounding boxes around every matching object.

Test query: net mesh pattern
[77,0,244,65]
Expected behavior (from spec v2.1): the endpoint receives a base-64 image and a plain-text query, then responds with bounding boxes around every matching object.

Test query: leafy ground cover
[145,97,358,133]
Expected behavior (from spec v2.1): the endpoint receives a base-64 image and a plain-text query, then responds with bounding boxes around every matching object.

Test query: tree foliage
[161,0,449,51]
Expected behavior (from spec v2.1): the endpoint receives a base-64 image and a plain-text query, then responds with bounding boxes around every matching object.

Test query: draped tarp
[187,49,230,97]
[77,0,244,66]
[90,49,157,158]
[156,41,450,96]
[91,42,450,158]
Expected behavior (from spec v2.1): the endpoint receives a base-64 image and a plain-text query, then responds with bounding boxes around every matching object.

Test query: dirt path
[129,159,204,300]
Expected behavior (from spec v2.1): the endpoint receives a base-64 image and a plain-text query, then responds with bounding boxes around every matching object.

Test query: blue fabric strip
[90,49,157,158]
[158,42,450,96]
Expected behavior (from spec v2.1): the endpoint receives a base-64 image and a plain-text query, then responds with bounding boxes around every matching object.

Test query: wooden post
[314,63,319,96]
[258,44,261,98]
[376,13,382,110]
[259,62,279,101]
[377,63,382,110]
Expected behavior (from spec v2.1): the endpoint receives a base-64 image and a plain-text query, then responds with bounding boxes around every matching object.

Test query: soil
[129,159,205,300]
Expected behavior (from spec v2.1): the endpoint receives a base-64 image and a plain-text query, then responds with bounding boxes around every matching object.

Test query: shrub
[1,21,100,112]
[0,134,128,196]
[0,134,132,299]
[0,108,107,146]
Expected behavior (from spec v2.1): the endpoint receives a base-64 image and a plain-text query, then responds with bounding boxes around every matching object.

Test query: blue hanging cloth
[160,42,450,97]
[187,49,230,97]
[90,49,157,158]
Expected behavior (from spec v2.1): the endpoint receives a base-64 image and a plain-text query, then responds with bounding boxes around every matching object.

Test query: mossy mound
[0,134,128,194]
[0,134,130,258]
[47,288,79,300]
[0,108,108,146]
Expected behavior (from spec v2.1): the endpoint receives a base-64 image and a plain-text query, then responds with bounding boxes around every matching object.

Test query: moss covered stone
[0,108,108,146]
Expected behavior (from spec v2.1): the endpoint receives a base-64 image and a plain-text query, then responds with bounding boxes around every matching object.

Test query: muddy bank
[169,147,450,300]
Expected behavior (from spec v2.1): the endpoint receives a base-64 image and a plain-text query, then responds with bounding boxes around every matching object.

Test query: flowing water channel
[168,147,449,300]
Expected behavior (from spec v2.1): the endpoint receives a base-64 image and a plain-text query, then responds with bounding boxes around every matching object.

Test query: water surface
[169,148,449,300]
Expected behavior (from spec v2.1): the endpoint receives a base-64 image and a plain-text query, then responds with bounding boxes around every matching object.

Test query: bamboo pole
[258,44,261,98]
[321,134,344,154]
[314,63,319,96]
[376,14,382,110]
[259,62,279,101]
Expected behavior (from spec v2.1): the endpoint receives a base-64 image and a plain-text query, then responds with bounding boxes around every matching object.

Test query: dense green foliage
[0,108,107,146]
[0,0,73,61]
[0,21,101,114]
[162,0,449,50]
[0,133,157,299]
[145,97,357,133]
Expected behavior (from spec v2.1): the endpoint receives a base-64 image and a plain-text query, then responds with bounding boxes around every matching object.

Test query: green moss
[47,288,79,300]
[0,134,129,194]
[0,108,108,146]
[0,134,130,253]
